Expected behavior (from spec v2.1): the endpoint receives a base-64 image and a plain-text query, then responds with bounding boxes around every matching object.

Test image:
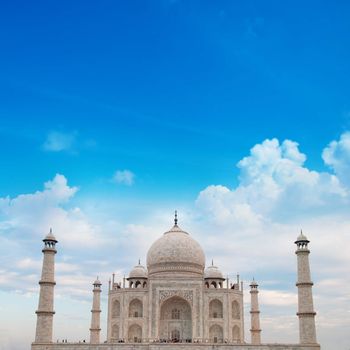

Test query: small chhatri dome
[146,212,205,276]
[295,230,309,244]
[204,260,224,280]
[250,278,258,287]
[128,260,148,279]
[93,276,102,285]
[43,228,57,242]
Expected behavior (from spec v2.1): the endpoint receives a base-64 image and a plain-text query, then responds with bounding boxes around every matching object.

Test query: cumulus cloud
[195,136,350,272]
[43,131,77,152]
[112,169,135,186]
[197,138,348,226]
[0,173,148,302]
[322,131,350,187]
[0,174,104,247]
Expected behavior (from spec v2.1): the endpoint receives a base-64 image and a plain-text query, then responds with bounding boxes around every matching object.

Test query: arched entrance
[232,325,240,343]
[209,299,223,318]
[209,324,223,343]
[129,298,143,317]
[128,324,142,342]
[111,324,119,342]
[159,296,192,342]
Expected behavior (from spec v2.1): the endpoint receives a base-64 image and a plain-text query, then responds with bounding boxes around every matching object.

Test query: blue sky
[0,1,350,350]
[1,0,350,198]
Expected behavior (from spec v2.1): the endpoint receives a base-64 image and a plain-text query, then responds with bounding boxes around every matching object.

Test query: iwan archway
[159,296,192,342]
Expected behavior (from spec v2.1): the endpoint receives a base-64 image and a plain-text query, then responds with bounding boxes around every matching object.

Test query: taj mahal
[31,212,321,350]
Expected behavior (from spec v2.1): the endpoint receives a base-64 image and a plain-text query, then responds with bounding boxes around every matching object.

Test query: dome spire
[174,210,178,226]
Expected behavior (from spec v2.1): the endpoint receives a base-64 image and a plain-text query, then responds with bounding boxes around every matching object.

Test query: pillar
[90,278,102,344]
[250,279,261,345]
[295,231,317,344]
[34,229,57,343]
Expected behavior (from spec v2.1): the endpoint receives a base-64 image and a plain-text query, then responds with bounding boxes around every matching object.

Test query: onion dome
[204,260,224,280]
[128,260,148,279]
[146,212,205,277]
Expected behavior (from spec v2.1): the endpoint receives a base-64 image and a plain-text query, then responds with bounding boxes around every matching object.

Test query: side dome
[204,263,224,280]
[128,261,148,279]
[146,223,205,277]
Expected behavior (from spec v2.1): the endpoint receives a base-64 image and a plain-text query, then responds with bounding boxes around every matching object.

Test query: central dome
[146,223,205,277]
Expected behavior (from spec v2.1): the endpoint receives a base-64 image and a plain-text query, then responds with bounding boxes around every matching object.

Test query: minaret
[295,231,317,344]
[34,229,57,343]
[250,279,261,345]
[90,277,102,344]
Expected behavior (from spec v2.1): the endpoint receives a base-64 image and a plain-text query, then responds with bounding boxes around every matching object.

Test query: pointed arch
[209,324,223,343]
[232,300,240,319]
[128,324,142,342]
[160,296,192,341]
[209,299,223,318]
[232,325,240,343]
[129,298,143,317]
[111,324,119,341]
[112,299,120,318]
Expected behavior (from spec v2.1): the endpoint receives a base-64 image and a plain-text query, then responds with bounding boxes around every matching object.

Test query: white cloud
[322,131,350,187]
[43,131,77,152]
[113,169,135,186]
[16,258,42,270]
[259,289,297,306]
[0,174,104,247]
[197,138,348,226]
[194,137,350,276]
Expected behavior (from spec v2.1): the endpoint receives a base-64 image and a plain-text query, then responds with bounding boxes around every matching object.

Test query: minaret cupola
[295,230,309,250]
[127,260,148,288]
[204,260,225,288]
[43,228,58,249]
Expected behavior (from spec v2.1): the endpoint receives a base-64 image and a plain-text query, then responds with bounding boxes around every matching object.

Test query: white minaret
[90,277,102,344]
[295,231,317,344]
[250,279,261,345]
[34,229,57,343]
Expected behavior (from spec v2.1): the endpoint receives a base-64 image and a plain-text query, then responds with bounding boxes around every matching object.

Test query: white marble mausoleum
[31,213,321,350]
